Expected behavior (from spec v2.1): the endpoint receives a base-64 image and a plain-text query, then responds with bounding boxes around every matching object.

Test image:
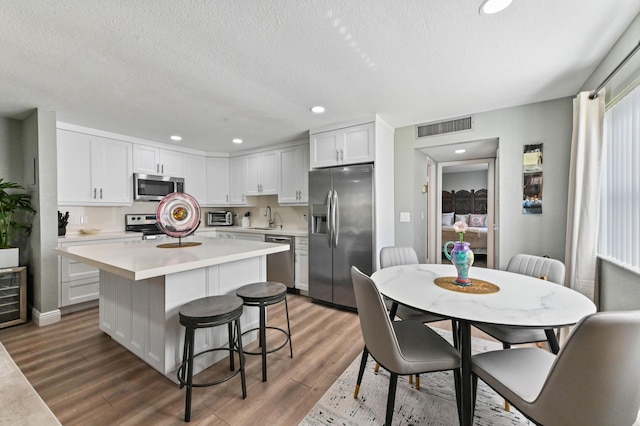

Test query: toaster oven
[207,211,233,226]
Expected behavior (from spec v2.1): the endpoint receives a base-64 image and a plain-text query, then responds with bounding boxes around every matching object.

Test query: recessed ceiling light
[311,106,325,114]
[455,149,467,154]
[232,138,243,144]
[170,135,182,141]
[479,0,512,15]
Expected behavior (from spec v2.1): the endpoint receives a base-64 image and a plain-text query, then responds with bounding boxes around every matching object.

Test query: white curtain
[564,91,606,301]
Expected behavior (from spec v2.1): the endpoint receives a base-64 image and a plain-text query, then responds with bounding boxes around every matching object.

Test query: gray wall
[442,171,488,192]
[394,97,573,270]
[582,13,640,311]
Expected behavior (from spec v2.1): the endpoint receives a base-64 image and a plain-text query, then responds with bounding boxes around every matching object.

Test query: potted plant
[0,178,36,268]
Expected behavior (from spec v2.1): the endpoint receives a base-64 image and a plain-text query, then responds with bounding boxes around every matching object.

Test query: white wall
[395,97,573,269]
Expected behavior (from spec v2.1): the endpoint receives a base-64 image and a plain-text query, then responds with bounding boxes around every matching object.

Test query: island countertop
[54,236,289,281]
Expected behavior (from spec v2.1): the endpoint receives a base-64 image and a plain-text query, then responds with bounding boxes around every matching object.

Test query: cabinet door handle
[100,188,103,199]
[161,164,164,174]
[156,164,160,174]
[226,194,229,202]
[336,149,339,162]
[93,188,97,199]
[340,148,344,161]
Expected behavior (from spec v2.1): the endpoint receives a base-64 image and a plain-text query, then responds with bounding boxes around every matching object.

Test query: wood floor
[0,294,500,425]
[0,294,364,425]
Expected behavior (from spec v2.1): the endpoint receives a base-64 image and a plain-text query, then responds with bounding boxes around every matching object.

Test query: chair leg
[374,362,380,373]
[234,318,247,399]
[409,374,413,385]
[385,373,398,426]
[415,374,420,390]
[284,296,293,357]
[354,347,369,398]
[545,328,560,354]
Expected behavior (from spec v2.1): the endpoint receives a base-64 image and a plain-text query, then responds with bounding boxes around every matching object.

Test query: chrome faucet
[265,205,274,228]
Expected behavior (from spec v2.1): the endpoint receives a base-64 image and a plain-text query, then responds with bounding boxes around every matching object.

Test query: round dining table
[371,263,596,426]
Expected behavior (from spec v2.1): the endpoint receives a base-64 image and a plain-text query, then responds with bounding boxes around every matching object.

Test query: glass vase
[443,241,474,286]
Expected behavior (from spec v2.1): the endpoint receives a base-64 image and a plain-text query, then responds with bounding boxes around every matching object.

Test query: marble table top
[371,264,596,327]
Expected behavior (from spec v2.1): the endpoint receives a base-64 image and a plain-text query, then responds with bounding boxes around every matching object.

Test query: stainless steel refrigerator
[308,164,374,309]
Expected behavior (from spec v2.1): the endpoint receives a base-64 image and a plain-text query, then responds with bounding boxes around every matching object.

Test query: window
[599,85,640,269]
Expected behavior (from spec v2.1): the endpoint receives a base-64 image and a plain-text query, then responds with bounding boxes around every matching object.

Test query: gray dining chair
[378,246,453,390]
[472,310,640,426]
[474,254,566,354]
[351,266,461,426]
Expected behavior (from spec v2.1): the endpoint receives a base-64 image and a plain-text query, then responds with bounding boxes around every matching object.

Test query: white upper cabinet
[57,129,132,205]
[182,153,207,204]
[229,156,248,205]
[310,122,375,168]
[133,144,183,176]
[245,150,278,195]
[206,157,229,205]
[278,144,309,204]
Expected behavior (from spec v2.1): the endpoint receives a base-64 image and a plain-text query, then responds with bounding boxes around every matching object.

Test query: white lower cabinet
[58,236,140,308]
[295,237,309,292]
[99,258,263,380]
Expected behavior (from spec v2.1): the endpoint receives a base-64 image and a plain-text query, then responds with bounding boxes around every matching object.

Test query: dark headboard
[442,189,487,214]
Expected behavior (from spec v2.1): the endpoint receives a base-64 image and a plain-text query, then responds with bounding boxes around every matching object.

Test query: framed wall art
[523,143,543,214]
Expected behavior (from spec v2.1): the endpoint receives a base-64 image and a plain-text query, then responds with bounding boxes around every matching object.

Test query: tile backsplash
[59,195,308,234]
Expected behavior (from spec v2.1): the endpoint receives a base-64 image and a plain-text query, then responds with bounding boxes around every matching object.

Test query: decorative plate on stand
[155,192,202,248]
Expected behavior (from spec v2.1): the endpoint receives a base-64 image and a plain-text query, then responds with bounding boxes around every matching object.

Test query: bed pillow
[441,212,454,226]
[468,214,486,227]
[455,214,469,224]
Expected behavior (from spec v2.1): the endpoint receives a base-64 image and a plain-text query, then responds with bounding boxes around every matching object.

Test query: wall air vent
[416,116,473,138]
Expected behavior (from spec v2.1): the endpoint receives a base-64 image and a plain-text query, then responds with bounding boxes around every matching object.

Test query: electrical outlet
[80,216,88,224]
[301,214,308,222]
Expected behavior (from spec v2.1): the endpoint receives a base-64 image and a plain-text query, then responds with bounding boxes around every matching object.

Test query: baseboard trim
[31,307,62,327]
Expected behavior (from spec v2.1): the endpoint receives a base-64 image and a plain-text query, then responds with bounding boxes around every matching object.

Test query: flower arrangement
[453,221,468,243]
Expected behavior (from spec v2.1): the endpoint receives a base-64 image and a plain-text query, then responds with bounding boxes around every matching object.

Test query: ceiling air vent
[416,116,473,138]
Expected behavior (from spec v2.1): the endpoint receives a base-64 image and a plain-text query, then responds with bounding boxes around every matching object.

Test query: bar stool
[235,281,293,382]
[177,295,247,422]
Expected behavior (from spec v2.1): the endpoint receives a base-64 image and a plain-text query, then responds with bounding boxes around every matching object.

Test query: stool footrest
[177,347,245,388]
[240,326,292,356]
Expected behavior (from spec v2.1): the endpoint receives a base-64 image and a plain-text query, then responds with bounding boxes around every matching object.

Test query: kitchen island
[55,237,288,381]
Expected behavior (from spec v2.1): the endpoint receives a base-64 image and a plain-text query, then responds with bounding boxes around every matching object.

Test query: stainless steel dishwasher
[265,235,296,293]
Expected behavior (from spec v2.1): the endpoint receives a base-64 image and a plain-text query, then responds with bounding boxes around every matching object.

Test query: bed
[442,189,488,254]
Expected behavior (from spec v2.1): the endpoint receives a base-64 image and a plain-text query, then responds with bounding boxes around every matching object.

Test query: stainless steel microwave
[133,173,184,201]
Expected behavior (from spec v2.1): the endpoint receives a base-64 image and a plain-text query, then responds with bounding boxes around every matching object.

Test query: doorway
[421,139,498,269]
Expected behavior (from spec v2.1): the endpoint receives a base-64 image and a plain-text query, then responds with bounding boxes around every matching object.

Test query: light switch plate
[400,212,411,222]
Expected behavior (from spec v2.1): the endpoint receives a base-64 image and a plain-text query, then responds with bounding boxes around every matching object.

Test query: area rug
[302,329,640,426]
[300,329,532,426]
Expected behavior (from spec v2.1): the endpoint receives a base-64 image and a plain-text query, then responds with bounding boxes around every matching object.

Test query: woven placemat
[156,241,202,248]
[434,277,500,294]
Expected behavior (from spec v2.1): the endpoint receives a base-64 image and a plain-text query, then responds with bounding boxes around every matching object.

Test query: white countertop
[58,226,308,243]
[55,237,289,281]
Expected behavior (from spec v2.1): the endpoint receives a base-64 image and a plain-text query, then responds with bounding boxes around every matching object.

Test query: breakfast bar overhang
[55,237,289,381]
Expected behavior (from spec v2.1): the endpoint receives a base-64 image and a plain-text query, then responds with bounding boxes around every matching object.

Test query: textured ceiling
[1,1,639,153]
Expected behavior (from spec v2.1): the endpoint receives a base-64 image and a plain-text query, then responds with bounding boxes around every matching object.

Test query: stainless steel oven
[125,214,170,239]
